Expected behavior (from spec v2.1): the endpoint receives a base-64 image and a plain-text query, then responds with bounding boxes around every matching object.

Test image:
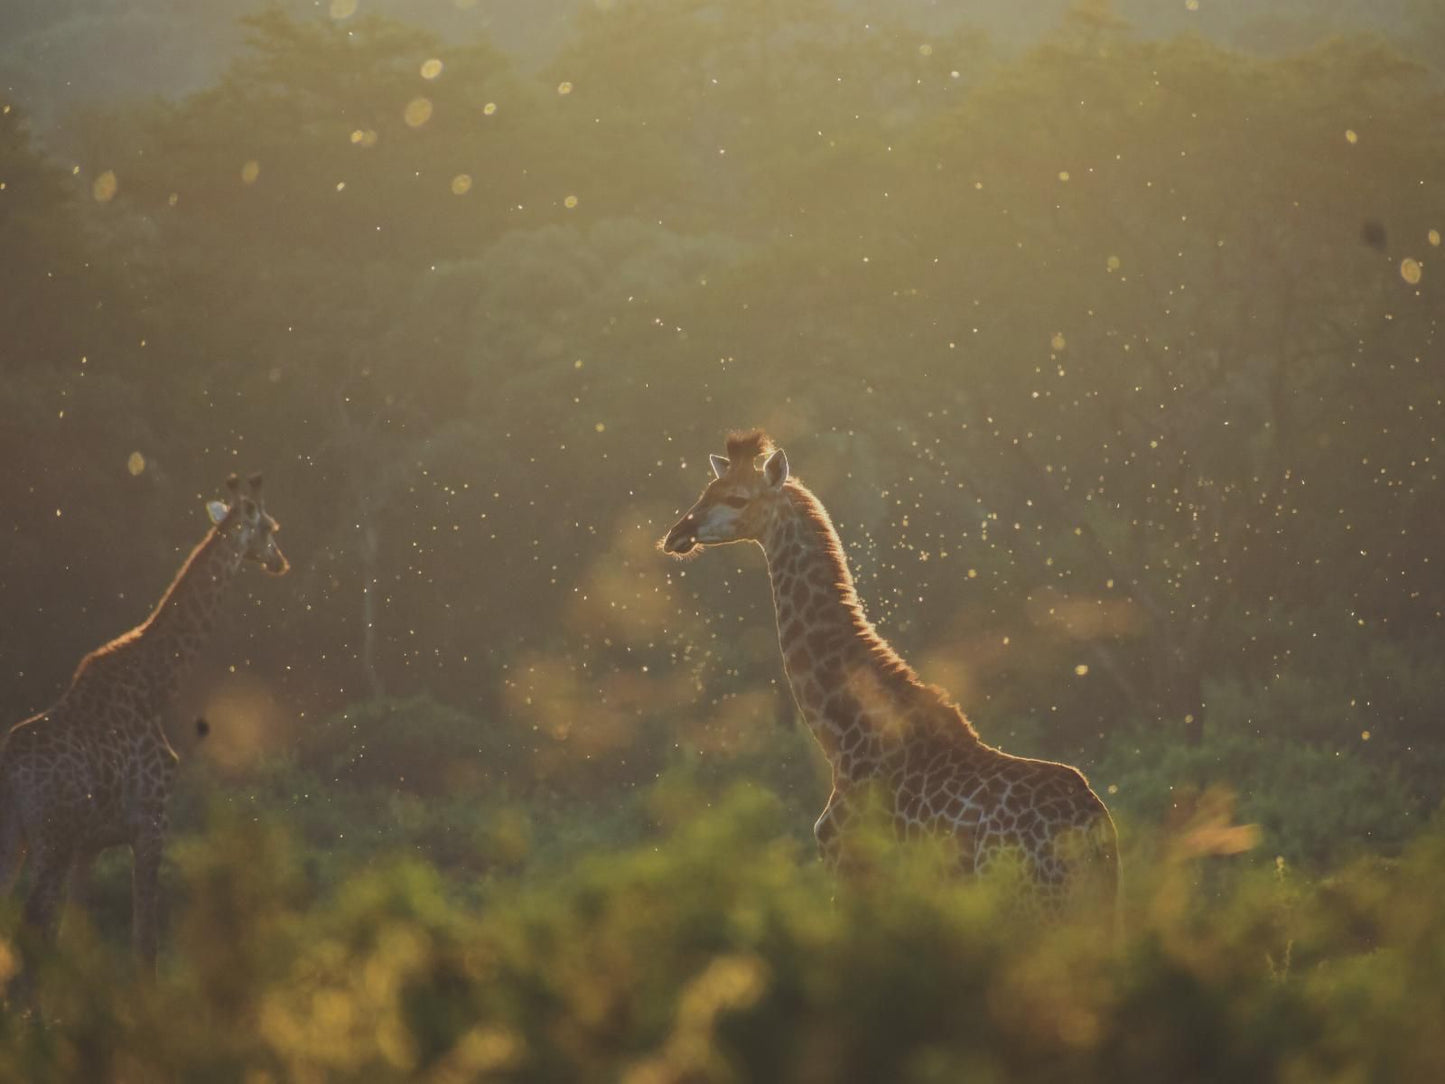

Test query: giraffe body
[0,475,287,979]
[664,432,1118,909]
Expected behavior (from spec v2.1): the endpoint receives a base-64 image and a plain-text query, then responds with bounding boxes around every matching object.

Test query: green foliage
[5,787,1445,1081]
[1097,726,1420,866]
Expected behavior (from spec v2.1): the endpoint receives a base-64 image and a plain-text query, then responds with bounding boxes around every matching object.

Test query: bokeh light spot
[1074,664,1089,676]
[421,58,444,80]
[1429,229,1441,247]
[557,81,574,95]
[564,194,579,209]
[1051,332,1067,351]
[328,0,357,19]
[1106,254,1121,272]
[241,160,260,184]
[1345,128,1358,144]
[1057,170,1070,182]
[127,451,146,476]
[1400,257,1422,285]
[451,174,473,195]
[404,97,434,127]
[483,102,497,116]
[92,170,117,202]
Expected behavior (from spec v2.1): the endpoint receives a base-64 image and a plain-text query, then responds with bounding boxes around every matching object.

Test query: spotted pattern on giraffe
[664,430,1119,912]
[0,473,287,988]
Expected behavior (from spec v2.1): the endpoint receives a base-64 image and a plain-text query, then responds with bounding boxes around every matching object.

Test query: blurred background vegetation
[1,0,1442,1076]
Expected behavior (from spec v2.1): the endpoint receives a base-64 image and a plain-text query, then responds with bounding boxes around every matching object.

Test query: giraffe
[662,431,1118,911]
[0,473,288,982]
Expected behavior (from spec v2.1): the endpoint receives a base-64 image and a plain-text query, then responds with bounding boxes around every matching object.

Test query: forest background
[0,0,1443,1079]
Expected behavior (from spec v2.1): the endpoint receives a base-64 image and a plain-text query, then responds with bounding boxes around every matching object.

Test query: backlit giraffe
[663,431,1118,909]
[0,473,288,979]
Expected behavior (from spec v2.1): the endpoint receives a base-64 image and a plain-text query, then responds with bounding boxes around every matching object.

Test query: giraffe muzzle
[662,522,698,555]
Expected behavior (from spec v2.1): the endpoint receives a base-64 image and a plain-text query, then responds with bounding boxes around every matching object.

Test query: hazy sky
[1,0,1418,140]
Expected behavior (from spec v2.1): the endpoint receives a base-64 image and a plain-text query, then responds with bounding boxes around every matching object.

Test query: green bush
[6,785,1445,1082]
[1094,725,1420,867]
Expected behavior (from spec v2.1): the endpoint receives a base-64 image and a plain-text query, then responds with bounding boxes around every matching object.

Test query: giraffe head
[206,473,290,575]
[662,430,790,556]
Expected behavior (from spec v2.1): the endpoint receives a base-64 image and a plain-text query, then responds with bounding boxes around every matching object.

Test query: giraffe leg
[815,787,874,877]
[69,851,96,917]
[9,844,71,1011]
[131,829,165,979]
[21,846,72,944]
[814,788,849,872]
[0,801,24,897]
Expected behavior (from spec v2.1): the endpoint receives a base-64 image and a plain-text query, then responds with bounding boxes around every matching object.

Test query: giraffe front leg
[814,788,861,873]
[21,845,71,945]
[131,828,165,979]
[11,843,71,1010]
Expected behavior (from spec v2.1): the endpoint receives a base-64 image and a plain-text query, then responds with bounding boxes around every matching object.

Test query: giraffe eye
[723,495,749,509]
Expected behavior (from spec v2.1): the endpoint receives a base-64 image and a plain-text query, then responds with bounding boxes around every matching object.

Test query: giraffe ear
[709,454,730,480]
[206,500,229,525]
[763,448,789,488]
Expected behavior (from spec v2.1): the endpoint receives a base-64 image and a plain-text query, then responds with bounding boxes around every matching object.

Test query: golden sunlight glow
[92,170,117,202]
[201,681,289,769]
[404,97,434,127]
[1400,257,1422,285]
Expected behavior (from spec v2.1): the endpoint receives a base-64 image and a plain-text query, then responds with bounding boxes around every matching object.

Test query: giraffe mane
[70,528,228,682]
[724,428,774,468]
[784,483,981,742]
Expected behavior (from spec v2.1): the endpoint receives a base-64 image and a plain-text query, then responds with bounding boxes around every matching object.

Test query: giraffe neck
[70,528,242,717]
[760,483,967,782]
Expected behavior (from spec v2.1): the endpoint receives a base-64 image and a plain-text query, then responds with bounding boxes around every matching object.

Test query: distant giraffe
[663,431,1118,910]
[0,473,288,980]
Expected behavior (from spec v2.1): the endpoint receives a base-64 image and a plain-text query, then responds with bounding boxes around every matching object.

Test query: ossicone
[724,428,775,466]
